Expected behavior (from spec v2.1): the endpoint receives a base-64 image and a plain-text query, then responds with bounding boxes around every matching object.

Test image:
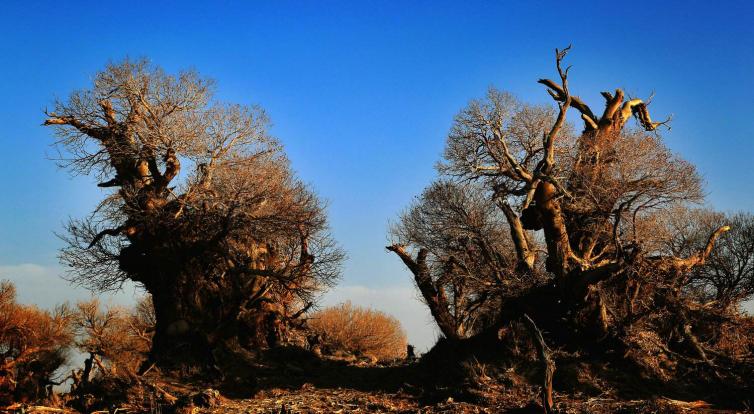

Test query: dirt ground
[186,386,746,414]
[2,347,748,414]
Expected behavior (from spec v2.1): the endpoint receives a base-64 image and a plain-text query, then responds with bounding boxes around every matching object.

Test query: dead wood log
[1,404,71,413]
[143,381,178,405]
[523,314,555,414]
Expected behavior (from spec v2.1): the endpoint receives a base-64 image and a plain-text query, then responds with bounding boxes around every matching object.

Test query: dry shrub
[73,297,154,378]
[0,280,157,409]
[0,280,74,405]
[63,297,155,413]
[705,311,754,360]
[308,302,407,362]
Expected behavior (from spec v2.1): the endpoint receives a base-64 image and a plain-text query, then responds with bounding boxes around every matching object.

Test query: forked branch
[667,225,731,271]
[387,244,459,340]
[537,78,597,131]
[538,46,572,176]
[87,226,126,249]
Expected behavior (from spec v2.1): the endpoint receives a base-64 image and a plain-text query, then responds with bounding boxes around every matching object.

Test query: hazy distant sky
[1,1,753,350]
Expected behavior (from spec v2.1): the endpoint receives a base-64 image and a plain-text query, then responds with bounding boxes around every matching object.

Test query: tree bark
[498,201,537,271]
[530,181,573,283]
[119,233,285,368]
[387,245,460,340]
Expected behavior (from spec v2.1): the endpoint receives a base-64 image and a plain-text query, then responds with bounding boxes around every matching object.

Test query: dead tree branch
[523,314,555,414]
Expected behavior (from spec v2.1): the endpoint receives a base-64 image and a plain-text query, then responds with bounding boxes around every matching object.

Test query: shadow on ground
[215,346,419,399]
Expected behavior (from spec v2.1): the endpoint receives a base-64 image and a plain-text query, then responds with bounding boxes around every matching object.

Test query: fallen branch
[2,405,72,413]
[141,381,178,405]
[523,314,555,414]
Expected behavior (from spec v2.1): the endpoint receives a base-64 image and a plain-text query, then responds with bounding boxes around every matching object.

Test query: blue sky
[1,1,753,349]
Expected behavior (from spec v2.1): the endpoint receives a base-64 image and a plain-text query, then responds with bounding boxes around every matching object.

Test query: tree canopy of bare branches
[655,208,754,309]
[390,180,545,339]
[389,47,749,400]
[45,59,343,366]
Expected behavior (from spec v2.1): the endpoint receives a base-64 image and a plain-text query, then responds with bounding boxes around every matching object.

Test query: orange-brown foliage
[73,297,153,377]
[0,280,74,404]
[308,302,407,362]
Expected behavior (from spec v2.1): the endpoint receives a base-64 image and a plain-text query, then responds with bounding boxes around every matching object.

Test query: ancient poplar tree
[390,48,747,405]
[45,60,342,366]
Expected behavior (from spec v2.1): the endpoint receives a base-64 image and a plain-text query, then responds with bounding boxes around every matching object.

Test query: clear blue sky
[1,1,753,349]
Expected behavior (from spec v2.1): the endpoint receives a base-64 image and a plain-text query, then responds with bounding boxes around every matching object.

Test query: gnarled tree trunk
[45,60,341,369]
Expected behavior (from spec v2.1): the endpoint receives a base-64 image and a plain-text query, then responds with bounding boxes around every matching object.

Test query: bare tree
[438,91,573,273]
[389,47,744,397]
[657,208,754,309]
[44,59,343,367]
[389,180,544,339]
